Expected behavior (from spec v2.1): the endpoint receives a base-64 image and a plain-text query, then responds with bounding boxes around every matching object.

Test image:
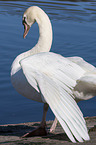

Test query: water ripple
[0,0,96,22]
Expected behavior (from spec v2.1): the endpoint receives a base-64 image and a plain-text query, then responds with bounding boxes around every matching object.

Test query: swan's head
[22,6,52,51]
[22,6,37,38]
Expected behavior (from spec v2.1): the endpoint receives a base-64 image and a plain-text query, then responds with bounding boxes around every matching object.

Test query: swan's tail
[74,73,96,100]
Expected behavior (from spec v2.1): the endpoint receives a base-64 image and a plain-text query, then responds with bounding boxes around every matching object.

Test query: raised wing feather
[37,74,90,142]
[67,56,96,100]
[67,56,96,73]
[20,52,90,142]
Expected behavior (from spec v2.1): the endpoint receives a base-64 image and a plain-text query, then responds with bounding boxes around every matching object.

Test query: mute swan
[11,6,96,143]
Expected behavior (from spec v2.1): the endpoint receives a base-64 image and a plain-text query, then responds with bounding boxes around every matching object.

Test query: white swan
[11,6,96,143]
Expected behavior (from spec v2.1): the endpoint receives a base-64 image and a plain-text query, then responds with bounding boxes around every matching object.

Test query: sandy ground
[0,116,96,145]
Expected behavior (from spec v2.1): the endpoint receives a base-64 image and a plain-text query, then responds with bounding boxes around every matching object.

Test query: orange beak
[22,17,30,38]
[23,22,30,38]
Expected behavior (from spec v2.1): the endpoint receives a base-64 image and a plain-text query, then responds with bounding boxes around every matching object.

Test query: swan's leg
[40,103,49,128]
[22,103,49,137]
[50,117,58,133]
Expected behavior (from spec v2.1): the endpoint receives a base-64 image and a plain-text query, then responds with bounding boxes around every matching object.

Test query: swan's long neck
[11,7,52,75]
[31,9,53,54]
[22,7,52,57]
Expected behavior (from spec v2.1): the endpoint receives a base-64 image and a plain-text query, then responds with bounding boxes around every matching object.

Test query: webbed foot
[22,126,47,137]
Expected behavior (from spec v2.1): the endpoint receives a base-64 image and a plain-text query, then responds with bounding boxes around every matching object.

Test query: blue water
[0,0,96,125]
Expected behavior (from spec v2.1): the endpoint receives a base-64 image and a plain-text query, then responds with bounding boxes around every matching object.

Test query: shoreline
[0,116,96,145]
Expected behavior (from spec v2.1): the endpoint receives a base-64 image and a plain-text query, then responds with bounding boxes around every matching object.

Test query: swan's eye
[22,17,27,25]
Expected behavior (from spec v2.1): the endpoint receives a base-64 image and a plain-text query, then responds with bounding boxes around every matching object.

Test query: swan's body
[11,6,96,143]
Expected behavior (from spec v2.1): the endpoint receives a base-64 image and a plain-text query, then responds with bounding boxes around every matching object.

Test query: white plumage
[20,52,95,142]
[11,6,96,142]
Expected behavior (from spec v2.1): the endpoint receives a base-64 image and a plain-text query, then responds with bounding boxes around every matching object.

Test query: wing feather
[20,52,90,142]
[37,74,89,142]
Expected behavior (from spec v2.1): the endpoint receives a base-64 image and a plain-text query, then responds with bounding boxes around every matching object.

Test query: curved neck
[11,7,53,76]
[11,8,53,75]
[29,9,53,55]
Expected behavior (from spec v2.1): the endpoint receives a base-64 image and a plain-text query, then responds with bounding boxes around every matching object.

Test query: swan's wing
[67,57,96,99]
[20,52,90,142]
[67,56,96,73]
[37,74,90,143]
[74,73,96,100]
